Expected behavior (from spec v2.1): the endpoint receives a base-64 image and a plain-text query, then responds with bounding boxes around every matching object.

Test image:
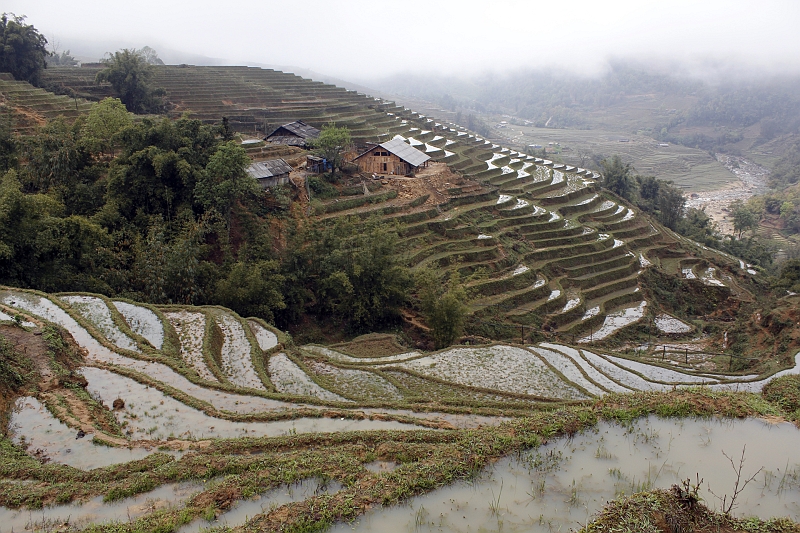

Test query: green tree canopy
[730,199,759,239]
[634,175,685,230]
[279,216,410,331]
[105,117,219,226]
[214,260,285,322]
[0,14,49,84]
[601,155,635,200]
[22,118,86,192]
[415,268,468,349]
[130,218,209,305]
[195,140,258,227]
[82,97,132,157]
[0,109,17,173]
[0,170,110,292]
[95,49,164,114]
[309,124,351,182]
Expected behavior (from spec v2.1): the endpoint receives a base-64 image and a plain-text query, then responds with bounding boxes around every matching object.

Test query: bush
[307,176,338,199]
[408,194,430,208]
[763,375,800,413]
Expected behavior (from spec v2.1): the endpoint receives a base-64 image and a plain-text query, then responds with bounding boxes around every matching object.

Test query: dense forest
[0,109,418,335]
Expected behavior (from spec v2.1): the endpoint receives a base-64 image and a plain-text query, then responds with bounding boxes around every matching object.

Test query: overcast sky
[7,0,800,83]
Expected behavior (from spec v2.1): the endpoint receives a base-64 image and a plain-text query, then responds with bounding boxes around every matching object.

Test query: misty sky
[7,0,800,82]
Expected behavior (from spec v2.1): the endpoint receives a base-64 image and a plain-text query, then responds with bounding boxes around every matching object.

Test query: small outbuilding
[265,120,320,147]
[306,155,331,174]
[353,137,430,176]
[247,159,293,188]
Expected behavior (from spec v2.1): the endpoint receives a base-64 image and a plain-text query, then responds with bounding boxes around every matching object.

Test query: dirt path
[0,324,51,380]
[684,155,770,235]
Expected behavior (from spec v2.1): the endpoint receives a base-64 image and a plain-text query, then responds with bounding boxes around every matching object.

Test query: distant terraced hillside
[30,65,767,346]
[0,75,94,133]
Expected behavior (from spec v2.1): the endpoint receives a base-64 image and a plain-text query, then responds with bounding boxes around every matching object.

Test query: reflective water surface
[331,416,800,533]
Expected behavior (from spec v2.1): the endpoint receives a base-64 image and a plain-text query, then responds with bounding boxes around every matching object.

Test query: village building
[246,158,293,188]
[265,120,320,147]
[353,137,430,176]
[305,155,330,174]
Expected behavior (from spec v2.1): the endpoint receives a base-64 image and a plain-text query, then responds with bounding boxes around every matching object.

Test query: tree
[415,268,468,349]
[105,116,219,225]
[0,107,17,173]
[775,259,800,293]
[0,170,110,292]
[195,140,258,230]
[131,218,208,305]
[95,49,164,114]
[601,155,634,200]
[214,260,285,321]
[82,98,132,157]
[0,14,49,84]
[656,183,686,230]
[138,46,164,65]
[46,45,77,67]
[279,216,410,331]
[309,124,351,182]
[22,118,85,192]
[730,200,758,239]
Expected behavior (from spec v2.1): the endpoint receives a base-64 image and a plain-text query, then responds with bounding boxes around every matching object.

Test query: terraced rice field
[27,65,761,348]
[4,288,793,415]
[113,301,165,349]
[3,287,799,533]
[0,77,94,134]
[3,66,796,531]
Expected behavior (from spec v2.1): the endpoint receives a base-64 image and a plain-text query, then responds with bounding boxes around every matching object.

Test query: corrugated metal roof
[356,137,430,167]
[246,158,293,180]
[266,135,306,147]
[266,120,320,140]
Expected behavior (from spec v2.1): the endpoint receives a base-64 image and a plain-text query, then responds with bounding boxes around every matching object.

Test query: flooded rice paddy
[113,301,164,349]
[177,478,342,533]
[81,367,425,442]
[60,295,141,353]
[0,481,203,532]
[331,416,800,533]
[248,319,278,351]
[9,397,155,469]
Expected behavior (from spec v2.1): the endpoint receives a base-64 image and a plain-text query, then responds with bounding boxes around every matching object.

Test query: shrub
[307,176,339,199]
[763,375,800,413]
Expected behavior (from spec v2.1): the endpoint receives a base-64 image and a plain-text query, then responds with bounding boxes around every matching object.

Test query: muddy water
[8,397,155,469]
[330,416,800,533]
[0,480,203,532]
[178,478,342,533]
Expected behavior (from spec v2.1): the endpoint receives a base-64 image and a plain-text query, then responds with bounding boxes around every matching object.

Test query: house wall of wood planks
[356,147,412,175]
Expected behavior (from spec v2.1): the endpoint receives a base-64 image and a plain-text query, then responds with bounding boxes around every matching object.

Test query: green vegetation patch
[762,375,800,416]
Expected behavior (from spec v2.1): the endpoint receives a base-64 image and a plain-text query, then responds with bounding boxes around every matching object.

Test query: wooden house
[246,158,293,188]
[265,120,320,147]
[306,155,330,174]
[353,137,430,176]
